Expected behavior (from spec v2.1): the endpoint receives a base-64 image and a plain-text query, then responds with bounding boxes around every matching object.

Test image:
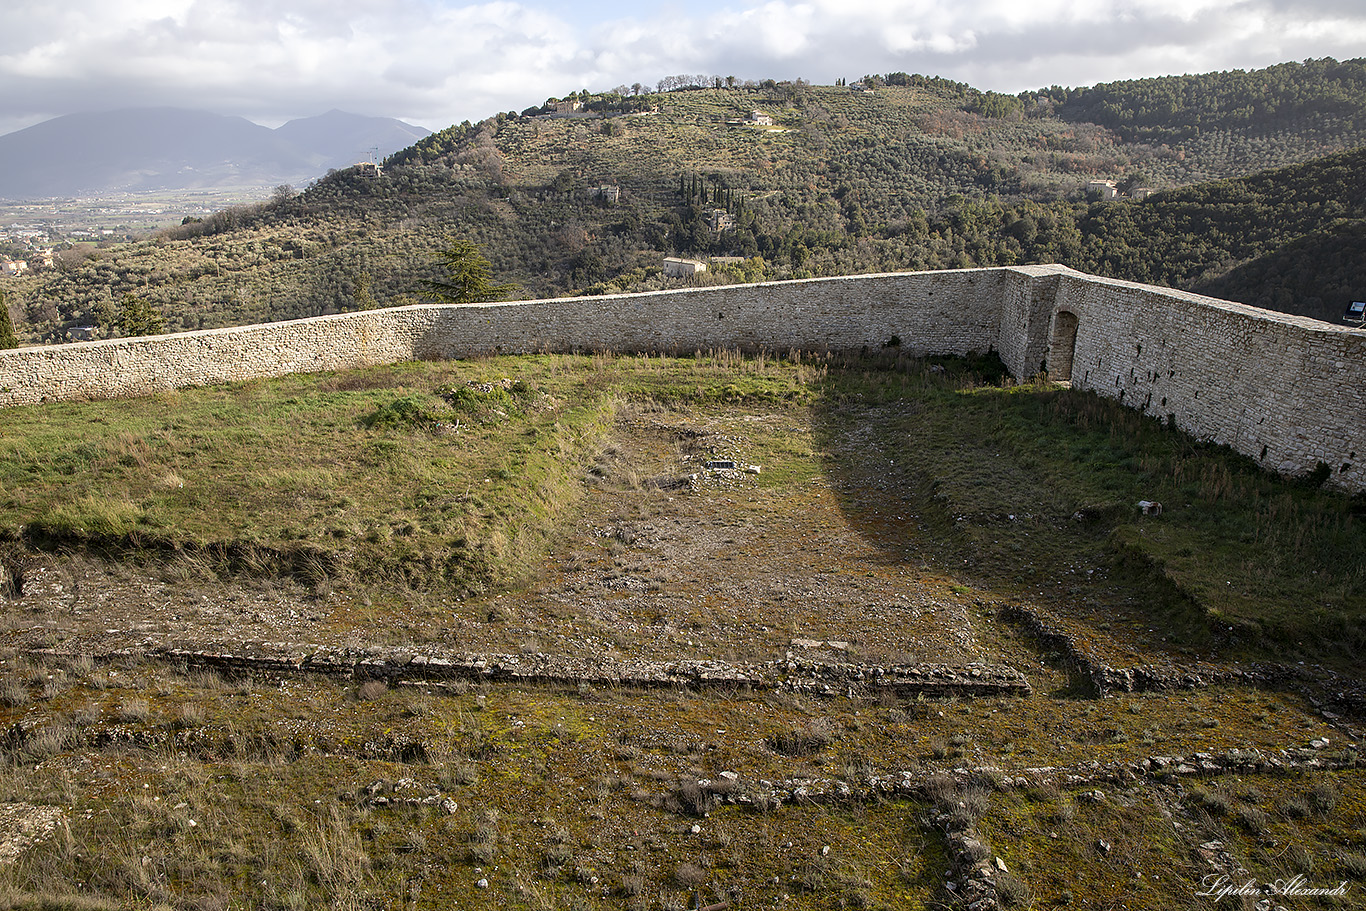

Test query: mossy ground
[0,350,1362,909]
[978,769,1366,910]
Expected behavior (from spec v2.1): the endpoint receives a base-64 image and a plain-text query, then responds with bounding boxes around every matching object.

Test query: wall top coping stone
[1056,270,1365,337]
[0,265,1059,361]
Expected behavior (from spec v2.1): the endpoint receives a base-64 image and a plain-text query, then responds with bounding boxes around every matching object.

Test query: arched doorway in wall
[1048,310,1079,385]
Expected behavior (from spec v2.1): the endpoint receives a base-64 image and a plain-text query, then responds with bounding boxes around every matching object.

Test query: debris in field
[789,638,851,652]
[0,804,65,866]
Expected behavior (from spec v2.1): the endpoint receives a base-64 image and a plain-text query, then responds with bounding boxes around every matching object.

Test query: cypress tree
[117,294,166,337]
[0,288,17,349]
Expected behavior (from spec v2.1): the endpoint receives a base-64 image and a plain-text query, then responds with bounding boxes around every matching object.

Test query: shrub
[765,725,830,757]
[665,779,718,817]
[356,680,388,701]
[0,679,29,707]
[360,395,444,430]
[996,871,1032,907]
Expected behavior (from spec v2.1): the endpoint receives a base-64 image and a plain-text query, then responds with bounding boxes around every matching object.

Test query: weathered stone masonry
[1,264,1361,491]
[1046,272,1363,487]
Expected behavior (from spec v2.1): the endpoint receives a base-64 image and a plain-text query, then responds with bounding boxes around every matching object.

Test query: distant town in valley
[0,189,279,277]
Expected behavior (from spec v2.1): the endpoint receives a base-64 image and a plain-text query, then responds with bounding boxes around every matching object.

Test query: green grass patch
[978,785,1209,909]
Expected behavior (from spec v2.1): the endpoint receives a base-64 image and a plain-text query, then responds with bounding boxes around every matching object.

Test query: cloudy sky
[1,0,1363,135]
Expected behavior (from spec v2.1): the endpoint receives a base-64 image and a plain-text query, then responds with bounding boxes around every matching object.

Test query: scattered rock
[0,804,66,866]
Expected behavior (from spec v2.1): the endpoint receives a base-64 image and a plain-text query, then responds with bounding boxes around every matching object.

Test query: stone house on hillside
[1087,180,1119,199]
[705,209,734,232]
[1088,180,1156,202]
[662,257,707,277]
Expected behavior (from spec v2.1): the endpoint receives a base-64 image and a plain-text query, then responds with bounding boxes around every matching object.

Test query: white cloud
[0,0,1362,136]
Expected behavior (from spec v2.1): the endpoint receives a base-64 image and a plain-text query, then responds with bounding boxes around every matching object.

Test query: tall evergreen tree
[0,288,17,349]
[418,237,519,304]
[117,294,166,337]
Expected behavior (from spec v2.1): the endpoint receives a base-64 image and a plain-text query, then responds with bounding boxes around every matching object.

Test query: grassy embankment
[816,355,1365,666]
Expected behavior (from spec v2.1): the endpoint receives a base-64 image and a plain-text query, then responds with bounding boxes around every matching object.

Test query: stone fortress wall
[1,264,1361,491]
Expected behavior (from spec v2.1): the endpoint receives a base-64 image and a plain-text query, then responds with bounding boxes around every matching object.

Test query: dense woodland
[3,57,1365,342]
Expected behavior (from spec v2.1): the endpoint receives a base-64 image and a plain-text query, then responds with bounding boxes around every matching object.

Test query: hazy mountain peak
[0,108,431,200]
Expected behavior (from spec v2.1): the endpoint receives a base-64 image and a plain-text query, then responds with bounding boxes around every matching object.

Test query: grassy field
[0,350,1362,909]
[6,348,1354,661]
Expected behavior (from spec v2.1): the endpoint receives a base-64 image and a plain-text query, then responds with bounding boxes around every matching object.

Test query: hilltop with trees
[2,61,1365,911]
[2,57,1364,342]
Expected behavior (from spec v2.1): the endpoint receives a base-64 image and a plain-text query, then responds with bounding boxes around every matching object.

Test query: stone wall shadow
[804,349,1217,650]
[805,348,1009,579]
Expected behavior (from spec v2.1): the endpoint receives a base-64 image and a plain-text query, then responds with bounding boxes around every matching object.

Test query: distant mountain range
[0,108,430,200]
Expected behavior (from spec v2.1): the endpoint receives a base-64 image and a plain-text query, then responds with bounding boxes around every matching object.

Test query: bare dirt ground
[1,405,985,672]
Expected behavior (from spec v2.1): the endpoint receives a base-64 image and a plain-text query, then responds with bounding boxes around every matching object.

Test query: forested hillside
[4,58,1364,342]
[1077,148,1366,322]
[1048,58,1366,181]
